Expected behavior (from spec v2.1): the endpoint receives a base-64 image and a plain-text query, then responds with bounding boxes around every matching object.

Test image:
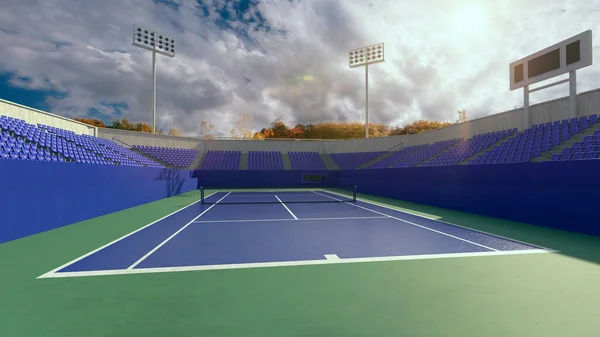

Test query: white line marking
[312,191,499,252]
[39,249,551,279]
[275,195,298,220]
[193,216,388,223]
[322,189,557,253]
[324,254,340,260]
[126,192,231,270]
[36,192,216,279]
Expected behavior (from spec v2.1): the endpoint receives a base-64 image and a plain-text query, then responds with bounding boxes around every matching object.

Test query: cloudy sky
[0,0,599,137]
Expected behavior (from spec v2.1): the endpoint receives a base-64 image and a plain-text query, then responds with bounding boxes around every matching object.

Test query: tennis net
[200,186,357,205]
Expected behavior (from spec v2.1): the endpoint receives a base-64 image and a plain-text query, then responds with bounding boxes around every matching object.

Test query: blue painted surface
[194,160,600,236]
[195,170,331,188]
[59,202,209,271]
[0,159,197,244]
[335,161,600,236]
[56,191,540,273]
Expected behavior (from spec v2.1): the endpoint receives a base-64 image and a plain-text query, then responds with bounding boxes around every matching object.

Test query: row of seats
[133,145,199,168]
[330,151,384,169]
[201,150,241,170]
[470,115,598,165]
[248,151,284,170]
[0,115,162,167]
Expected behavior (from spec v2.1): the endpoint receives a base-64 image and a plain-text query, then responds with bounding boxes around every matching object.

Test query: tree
[457,109,468,123]
[270,118,290,138]
[168,128,183,136]
[230,114,253,139]
[135,122,153,133]
[389,120,452,136]
[74,117,107,128]
[199,120,215,139]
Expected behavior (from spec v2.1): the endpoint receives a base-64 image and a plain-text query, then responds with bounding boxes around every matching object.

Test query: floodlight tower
[132,25,176,134]
[349,43,385,138]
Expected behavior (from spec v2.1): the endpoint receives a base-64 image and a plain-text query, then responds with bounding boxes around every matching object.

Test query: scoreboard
[510,30,592,90]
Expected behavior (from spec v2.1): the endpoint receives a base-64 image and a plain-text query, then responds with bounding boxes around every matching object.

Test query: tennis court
[39,188,551,279]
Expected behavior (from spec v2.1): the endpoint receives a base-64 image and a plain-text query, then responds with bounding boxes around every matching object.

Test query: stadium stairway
[458,132,520,165]
[531,122,600,162]
[416,141,461,167]
[239,152,249,170]
[187,147,204,169]
[357,143,404,169]
[195,152,207,170]
[130,147,172,167]
[281,153,293,170]
[321,153,339,170]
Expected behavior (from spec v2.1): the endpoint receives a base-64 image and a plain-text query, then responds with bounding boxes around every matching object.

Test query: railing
[112,137,132,148]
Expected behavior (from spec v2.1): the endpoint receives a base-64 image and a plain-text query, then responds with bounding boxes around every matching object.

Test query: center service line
[275,195,298,220]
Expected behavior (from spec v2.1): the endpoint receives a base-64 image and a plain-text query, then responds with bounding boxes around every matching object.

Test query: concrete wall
[0,98,97,136]
[98,127,201,148]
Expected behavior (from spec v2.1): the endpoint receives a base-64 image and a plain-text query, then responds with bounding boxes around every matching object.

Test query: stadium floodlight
[509,30,592,129]
[132,25,176,134]
[349,43,385,138]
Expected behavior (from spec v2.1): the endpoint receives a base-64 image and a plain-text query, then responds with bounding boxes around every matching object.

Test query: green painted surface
[1,189,599,337]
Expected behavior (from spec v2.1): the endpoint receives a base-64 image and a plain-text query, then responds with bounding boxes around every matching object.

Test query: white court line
[192,216,389,223]
[126,192,232,270]
[36,192,217,279]
[38,249,551,279]
[312,191,499,252]
[324,254,340,260]
[275,195,298,220]
[322,189,557,253]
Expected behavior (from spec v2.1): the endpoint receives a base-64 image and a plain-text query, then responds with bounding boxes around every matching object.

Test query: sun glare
[451,4,487,36]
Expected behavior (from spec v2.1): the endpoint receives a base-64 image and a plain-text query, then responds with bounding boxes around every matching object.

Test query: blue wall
[336,161,600,237]
[195,170,332,188]
[0,160,197,243]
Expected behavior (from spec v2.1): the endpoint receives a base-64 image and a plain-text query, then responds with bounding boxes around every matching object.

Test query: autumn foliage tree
[388,120,452,136]
[74,117,180,135]
[74,117,107,128]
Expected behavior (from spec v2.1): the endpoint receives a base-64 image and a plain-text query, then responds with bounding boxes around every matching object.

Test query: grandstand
[1,37,600,337]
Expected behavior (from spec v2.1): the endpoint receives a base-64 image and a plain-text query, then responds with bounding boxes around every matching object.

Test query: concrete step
[321,153,339,170]
[417,142,461,167]
[282,153,292,170]
[239,153,248,170]
[357,151,393,169]
[457,133,519,165]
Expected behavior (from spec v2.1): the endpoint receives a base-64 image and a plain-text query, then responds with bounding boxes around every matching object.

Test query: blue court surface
[39,190,552,279]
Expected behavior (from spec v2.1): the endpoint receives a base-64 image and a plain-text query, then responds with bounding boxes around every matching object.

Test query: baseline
[38,249,550,279]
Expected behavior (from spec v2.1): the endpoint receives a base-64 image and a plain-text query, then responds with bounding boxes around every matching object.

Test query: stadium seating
[288,151,326,170]
[470,116,595,165]
[0,115,162,167]
[133,145,199,168]
[330,151,384,169]
[390,139,462,168]
[248,151,284,170]
[201,150,241,170]
[368,144,427,169]
[422,129,517,167]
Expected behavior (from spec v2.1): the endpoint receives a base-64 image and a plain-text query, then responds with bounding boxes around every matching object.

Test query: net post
[353,185,357,203]
[200,186,204,205]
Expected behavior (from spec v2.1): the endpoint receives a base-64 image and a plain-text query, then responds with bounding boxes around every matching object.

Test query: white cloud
[0,0,599,137]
